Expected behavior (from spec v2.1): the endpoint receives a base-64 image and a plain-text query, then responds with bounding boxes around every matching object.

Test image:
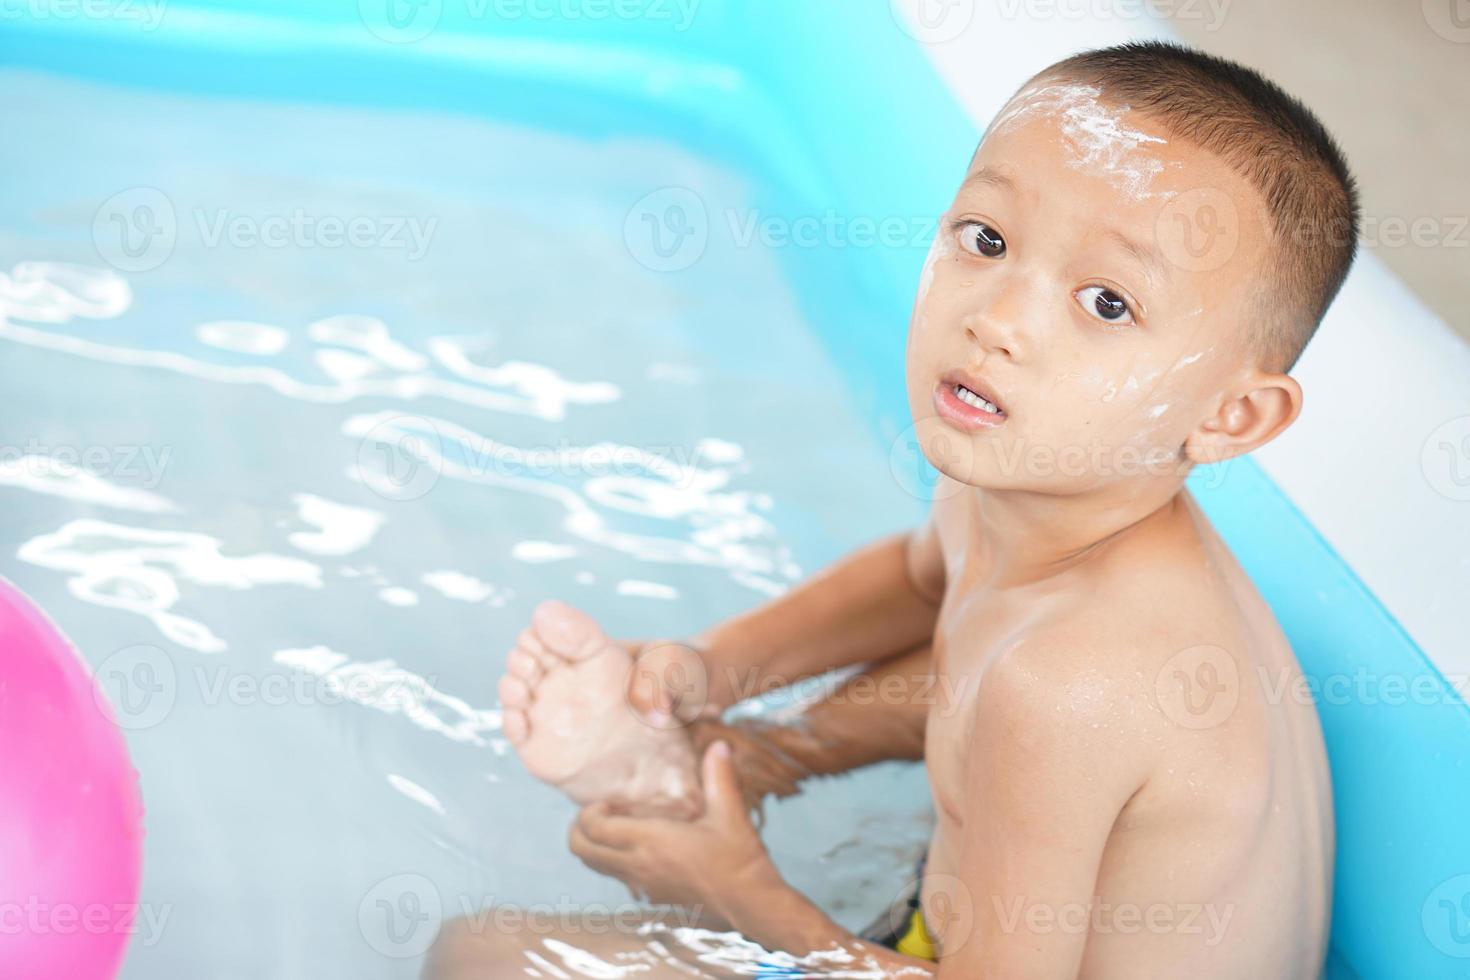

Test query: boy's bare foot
[498,600,701,817]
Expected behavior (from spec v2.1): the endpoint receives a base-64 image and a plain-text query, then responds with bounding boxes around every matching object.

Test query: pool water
[0,69,932,977]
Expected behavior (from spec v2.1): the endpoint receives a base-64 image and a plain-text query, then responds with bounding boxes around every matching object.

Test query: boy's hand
[568,740,780,925]
[689,719,808,818]
[624,639,721,727]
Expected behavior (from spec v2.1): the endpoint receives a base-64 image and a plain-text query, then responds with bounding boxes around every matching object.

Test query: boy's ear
[1184,370,1303,465]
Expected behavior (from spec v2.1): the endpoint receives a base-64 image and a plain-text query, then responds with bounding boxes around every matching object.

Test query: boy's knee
[423,914,522,979]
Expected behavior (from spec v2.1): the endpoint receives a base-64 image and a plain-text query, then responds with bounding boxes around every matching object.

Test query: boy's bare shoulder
[972,527,1267,758]
[974,598,1179,744]
[932,486,1279,740]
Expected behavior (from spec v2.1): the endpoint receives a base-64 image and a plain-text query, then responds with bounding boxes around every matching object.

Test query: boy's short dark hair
[1034,41,1360,371]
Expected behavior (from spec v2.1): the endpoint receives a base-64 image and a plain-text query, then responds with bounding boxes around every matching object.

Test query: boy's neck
[963,477,1190,587]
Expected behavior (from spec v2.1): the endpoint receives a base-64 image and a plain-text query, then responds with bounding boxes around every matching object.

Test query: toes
[505,649,543,683]
[515,628,559,668]
[498,673,532,707]
[502,708,528,744]
[531,600,604,659]
[516,627,550,656]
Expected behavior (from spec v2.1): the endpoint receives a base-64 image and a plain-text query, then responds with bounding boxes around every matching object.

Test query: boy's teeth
[955,384,999,414]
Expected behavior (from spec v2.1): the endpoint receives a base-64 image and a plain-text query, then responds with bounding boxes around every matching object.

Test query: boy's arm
[635,520,946,716]
[716,634,1154,978]
[931,635,1152,977]
[688,640,933,811]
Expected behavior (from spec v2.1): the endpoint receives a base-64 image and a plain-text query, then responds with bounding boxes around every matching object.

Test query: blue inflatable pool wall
[3,3,1466,976]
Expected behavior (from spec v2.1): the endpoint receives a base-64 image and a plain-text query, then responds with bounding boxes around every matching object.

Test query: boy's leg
[434,644,939,978]
[499,528,942,816]
[690,640,935,813]
[425,907,756,979]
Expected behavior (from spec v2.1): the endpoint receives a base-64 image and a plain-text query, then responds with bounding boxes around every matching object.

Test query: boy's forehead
[969,84,1272,267]
[979,84,1179,197]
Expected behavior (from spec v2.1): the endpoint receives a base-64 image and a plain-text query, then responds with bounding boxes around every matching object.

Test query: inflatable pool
[2,2,1467,977]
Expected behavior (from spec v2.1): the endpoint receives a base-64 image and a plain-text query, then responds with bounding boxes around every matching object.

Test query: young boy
[432,40,1354,978]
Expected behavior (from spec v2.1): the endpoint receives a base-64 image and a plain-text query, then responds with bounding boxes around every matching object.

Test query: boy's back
[920,478,1332,975]
[889,48,1353,967]
[444,40,1359,979]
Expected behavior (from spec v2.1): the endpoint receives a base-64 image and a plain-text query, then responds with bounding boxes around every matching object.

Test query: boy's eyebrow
[960,168,1172,286]
[961,165,1019,194]
[1105,229,1173,285]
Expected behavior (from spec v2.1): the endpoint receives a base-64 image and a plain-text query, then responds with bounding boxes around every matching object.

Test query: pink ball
[0,577,144,978]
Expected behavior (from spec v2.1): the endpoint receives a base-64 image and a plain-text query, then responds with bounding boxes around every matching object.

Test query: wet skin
[438,82,1333,979]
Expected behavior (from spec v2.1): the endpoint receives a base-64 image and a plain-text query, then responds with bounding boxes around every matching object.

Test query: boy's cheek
[906,302,945,347]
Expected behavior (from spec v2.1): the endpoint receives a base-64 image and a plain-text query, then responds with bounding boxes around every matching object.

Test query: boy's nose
[957,271,1039,361]
[964,316,1016,360]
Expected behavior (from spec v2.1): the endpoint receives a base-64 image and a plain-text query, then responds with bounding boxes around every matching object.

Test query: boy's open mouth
[934,373,1008,430]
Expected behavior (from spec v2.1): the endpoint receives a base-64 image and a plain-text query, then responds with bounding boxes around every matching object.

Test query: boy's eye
[957,221,1006,258]
[1075,285,1134,325]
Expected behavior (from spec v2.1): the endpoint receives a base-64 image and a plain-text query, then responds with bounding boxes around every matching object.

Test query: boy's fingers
[515,627,560,667]
[497,674,532,707]
[568,819,635,879]
[626,658,673,721]
[629,642,710,725]
[700,740,745,824]
[505,649,543,683]
[502,708,528,744]
[576,802,645,849]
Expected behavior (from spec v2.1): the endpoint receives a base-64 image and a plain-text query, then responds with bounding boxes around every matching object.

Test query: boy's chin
[922,453,1024,493]
[919,439,1187,496]
[908,418,1018,491]
[926,462,1154,498]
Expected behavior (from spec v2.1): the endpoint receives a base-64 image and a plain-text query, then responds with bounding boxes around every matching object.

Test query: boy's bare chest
[922,582,1035,819]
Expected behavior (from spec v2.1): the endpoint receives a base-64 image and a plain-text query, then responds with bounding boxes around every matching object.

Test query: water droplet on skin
[1172,348,1209,369]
